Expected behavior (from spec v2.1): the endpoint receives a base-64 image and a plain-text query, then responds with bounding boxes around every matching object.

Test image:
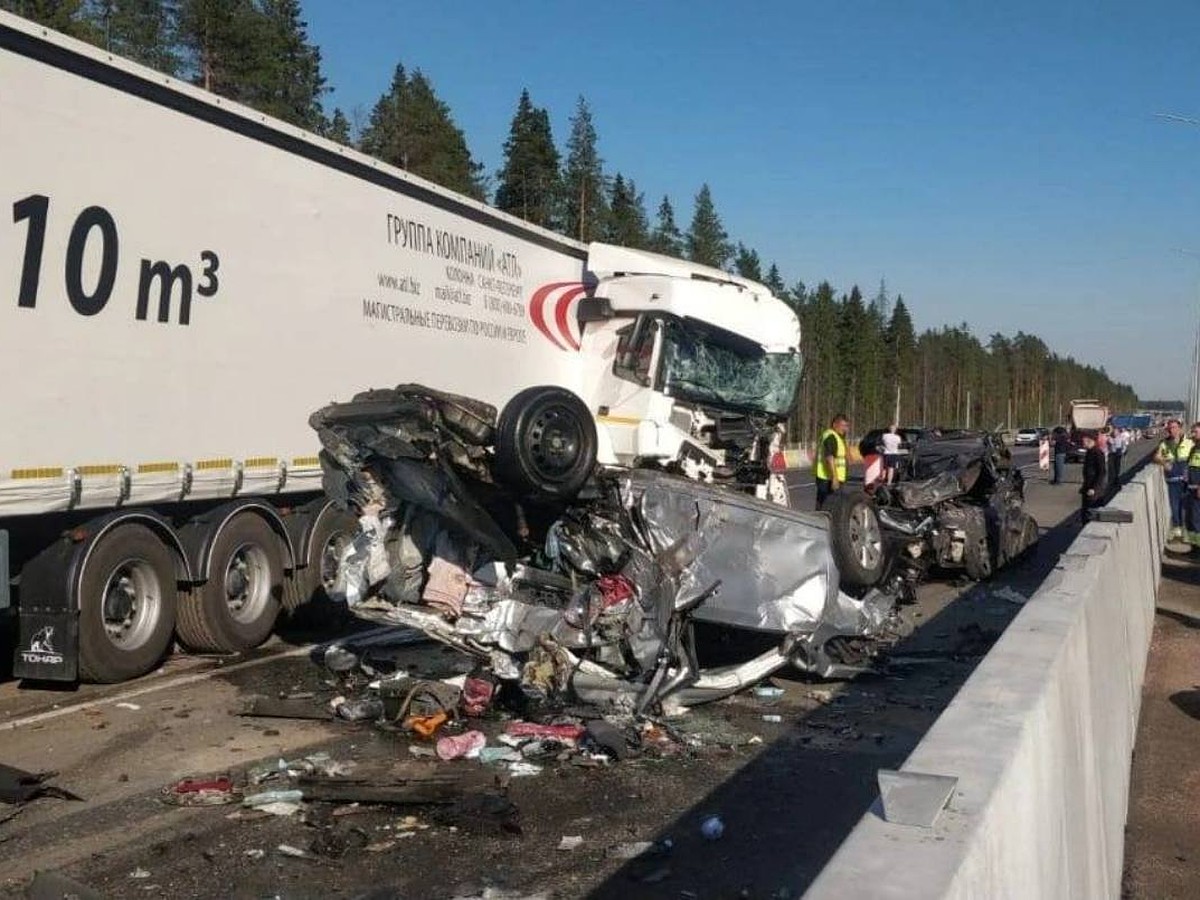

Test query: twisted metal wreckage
[310,386,1036,713]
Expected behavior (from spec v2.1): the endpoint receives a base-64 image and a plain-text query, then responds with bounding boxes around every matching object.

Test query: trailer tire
[283,508,356,613]
[495,386,597,500]
[177,514,283,652]
[78,524,178,683]
[825,491,886,588]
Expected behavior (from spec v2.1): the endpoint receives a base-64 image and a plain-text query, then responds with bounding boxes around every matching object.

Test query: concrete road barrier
[805,465,1169,900]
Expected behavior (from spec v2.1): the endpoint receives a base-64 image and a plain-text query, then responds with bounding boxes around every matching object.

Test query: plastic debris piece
[762,715,782,723]
[753,685,785,703]
[504,722,585,742]
[256,801,303,817]
[408,745,437,758]
[244,849,266,860]
[507,762,542,777]
[129,868,151,879]
[557,835,583,851]
[436,730,487,761]
[335,698,384,721]
[700,815,725,840]
[606,841,655,859]
[277,844,311,859]
[406,711,449,738]
[244,789,304,807]
[366,840,398,853]
[114,702,141,711]
[161,775,238,807]
[462,674,497,717]
[478,747,522,765]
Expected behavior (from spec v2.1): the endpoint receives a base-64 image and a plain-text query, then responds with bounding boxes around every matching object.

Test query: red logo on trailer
[529,282,588,351]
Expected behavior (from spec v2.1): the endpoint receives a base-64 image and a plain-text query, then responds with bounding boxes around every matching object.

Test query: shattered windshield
[658,318,802,416]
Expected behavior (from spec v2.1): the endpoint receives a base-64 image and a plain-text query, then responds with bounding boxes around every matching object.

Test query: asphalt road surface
[0,441,1155,900]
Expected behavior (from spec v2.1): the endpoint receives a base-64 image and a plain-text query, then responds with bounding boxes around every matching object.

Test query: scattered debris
[700,814,725,840]
[296,774,462,806]
[277,844,312,859]
[238,695,334,720]
[506,762,542,778]
[503,722,586,743]
[160,776,238,807]
[762,714,783,723]
[244,849,266,860]
[333,696,384,721]
[114,702,141,711]
[753,685,785,703]
[129,868,151,879]
[0,764,82,805]
[244,788,304,808]
[437,730,487,761]
[557,835,583,851]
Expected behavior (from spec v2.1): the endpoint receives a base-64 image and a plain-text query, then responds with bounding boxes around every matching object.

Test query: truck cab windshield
[658,317,801,416]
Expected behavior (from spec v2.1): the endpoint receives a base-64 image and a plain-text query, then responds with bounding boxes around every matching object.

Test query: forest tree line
[4,1,1141,440]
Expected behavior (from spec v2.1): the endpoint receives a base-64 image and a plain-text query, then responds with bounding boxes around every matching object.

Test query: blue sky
[304,1,1200,401]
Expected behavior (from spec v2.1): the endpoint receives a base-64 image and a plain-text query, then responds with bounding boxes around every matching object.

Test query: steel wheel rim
[319,532,351,593]
[225,543,271,623]
[102,559,162,650]
[526,405,583,481]
[848,505,883,570]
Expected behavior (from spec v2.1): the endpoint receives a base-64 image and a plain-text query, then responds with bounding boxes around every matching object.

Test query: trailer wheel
[283,508,356,612]
[78,524,178,683]
[178,514,282,652]
[825,491,886,588]
[495,386,597,499]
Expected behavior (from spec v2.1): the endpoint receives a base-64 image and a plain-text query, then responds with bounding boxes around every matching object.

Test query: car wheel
[825,491,887,588]
[495,386,597,500]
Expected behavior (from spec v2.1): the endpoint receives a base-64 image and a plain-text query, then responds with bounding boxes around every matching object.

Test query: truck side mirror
[577,297,614,323]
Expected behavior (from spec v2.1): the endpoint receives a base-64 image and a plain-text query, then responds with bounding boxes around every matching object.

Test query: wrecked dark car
[824,430,1039,593]
[309,384,900,714]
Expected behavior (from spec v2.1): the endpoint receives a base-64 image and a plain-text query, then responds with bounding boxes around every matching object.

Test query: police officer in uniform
[815,414,849,510]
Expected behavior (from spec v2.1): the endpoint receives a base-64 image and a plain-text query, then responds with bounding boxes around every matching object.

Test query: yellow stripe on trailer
[76,464,123,476]
[195,458,234,471]
[137,461,180,474]
[292,456,321,467]
[10,467,64,480]
[243,457,279,468]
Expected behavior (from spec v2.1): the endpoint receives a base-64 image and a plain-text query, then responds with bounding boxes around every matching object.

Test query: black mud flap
[13,606,79,681]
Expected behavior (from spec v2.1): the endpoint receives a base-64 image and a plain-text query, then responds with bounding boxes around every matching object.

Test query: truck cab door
[593,316,672,463]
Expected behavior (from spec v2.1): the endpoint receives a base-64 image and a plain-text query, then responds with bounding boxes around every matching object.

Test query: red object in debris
[436,730,487,761]
[171,776,233,794]
[595,574,636,609]
[504,722,586,742]
[461,676,496,717]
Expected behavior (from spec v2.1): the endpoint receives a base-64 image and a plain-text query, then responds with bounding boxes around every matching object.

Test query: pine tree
[494,89,560,229]
[885,297,916,421]
[562,96,607,241]
[605,173,648,248]
[254,0,326,130]
[359,65,486,199]
[90,1,181,74]
[764,263,786,296]
[647,195,683,257]
[5,0,98,39]
[177,0,263,97]
[686,184,732,269]
[320,107,352,145]
[733,243,762,281]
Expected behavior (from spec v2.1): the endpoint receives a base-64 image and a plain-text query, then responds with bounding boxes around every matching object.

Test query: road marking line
[0,625,398,733]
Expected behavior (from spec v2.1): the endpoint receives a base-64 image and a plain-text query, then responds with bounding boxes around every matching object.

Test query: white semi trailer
[0,11,802,683]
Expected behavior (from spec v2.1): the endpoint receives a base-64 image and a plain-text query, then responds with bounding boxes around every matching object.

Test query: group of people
[1155,419,1200,550]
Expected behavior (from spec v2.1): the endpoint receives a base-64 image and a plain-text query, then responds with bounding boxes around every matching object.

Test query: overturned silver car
[310,385,899,713]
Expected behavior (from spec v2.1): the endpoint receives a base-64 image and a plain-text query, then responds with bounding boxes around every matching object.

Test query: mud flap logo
[21,625,64,666]
[529,282,587,351]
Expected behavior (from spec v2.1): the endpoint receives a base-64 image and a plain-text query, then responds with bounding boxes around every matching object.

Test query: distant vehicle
[1067,399,1110,462]
[1013,427,1045,446]
[858,427,928,459]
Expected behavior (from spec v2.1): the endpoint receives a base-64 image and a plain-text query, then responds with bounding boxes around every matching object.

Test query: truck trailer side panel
[0,14,589,517]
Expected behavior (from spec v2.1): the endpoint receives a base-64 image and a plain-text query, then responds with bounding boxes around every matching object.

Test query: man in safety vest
[1186,422,1200,552]
[815,414,849,510]
[1155,418,1193,543]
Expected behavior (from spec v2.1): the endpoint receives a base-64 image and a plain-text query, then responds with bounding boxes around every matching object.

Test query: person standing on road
[1051,426,1070,485]
[1109,426,1129,496]
[1186,423,1200,554]
[815,414,849,510]
[1080,431,1107,523]
[1156,419,1193,543]
[881,424,902,485]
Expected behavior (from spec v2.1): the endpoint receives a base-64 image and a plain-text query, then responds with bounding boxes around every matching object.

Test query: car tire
[495,386,597,500]
[825,491,887,588]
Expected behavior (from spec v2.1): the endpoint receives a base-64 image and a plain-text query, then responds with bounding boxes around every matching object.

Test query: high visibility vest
[1161,437,1194,481]
[815,428,847,482]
